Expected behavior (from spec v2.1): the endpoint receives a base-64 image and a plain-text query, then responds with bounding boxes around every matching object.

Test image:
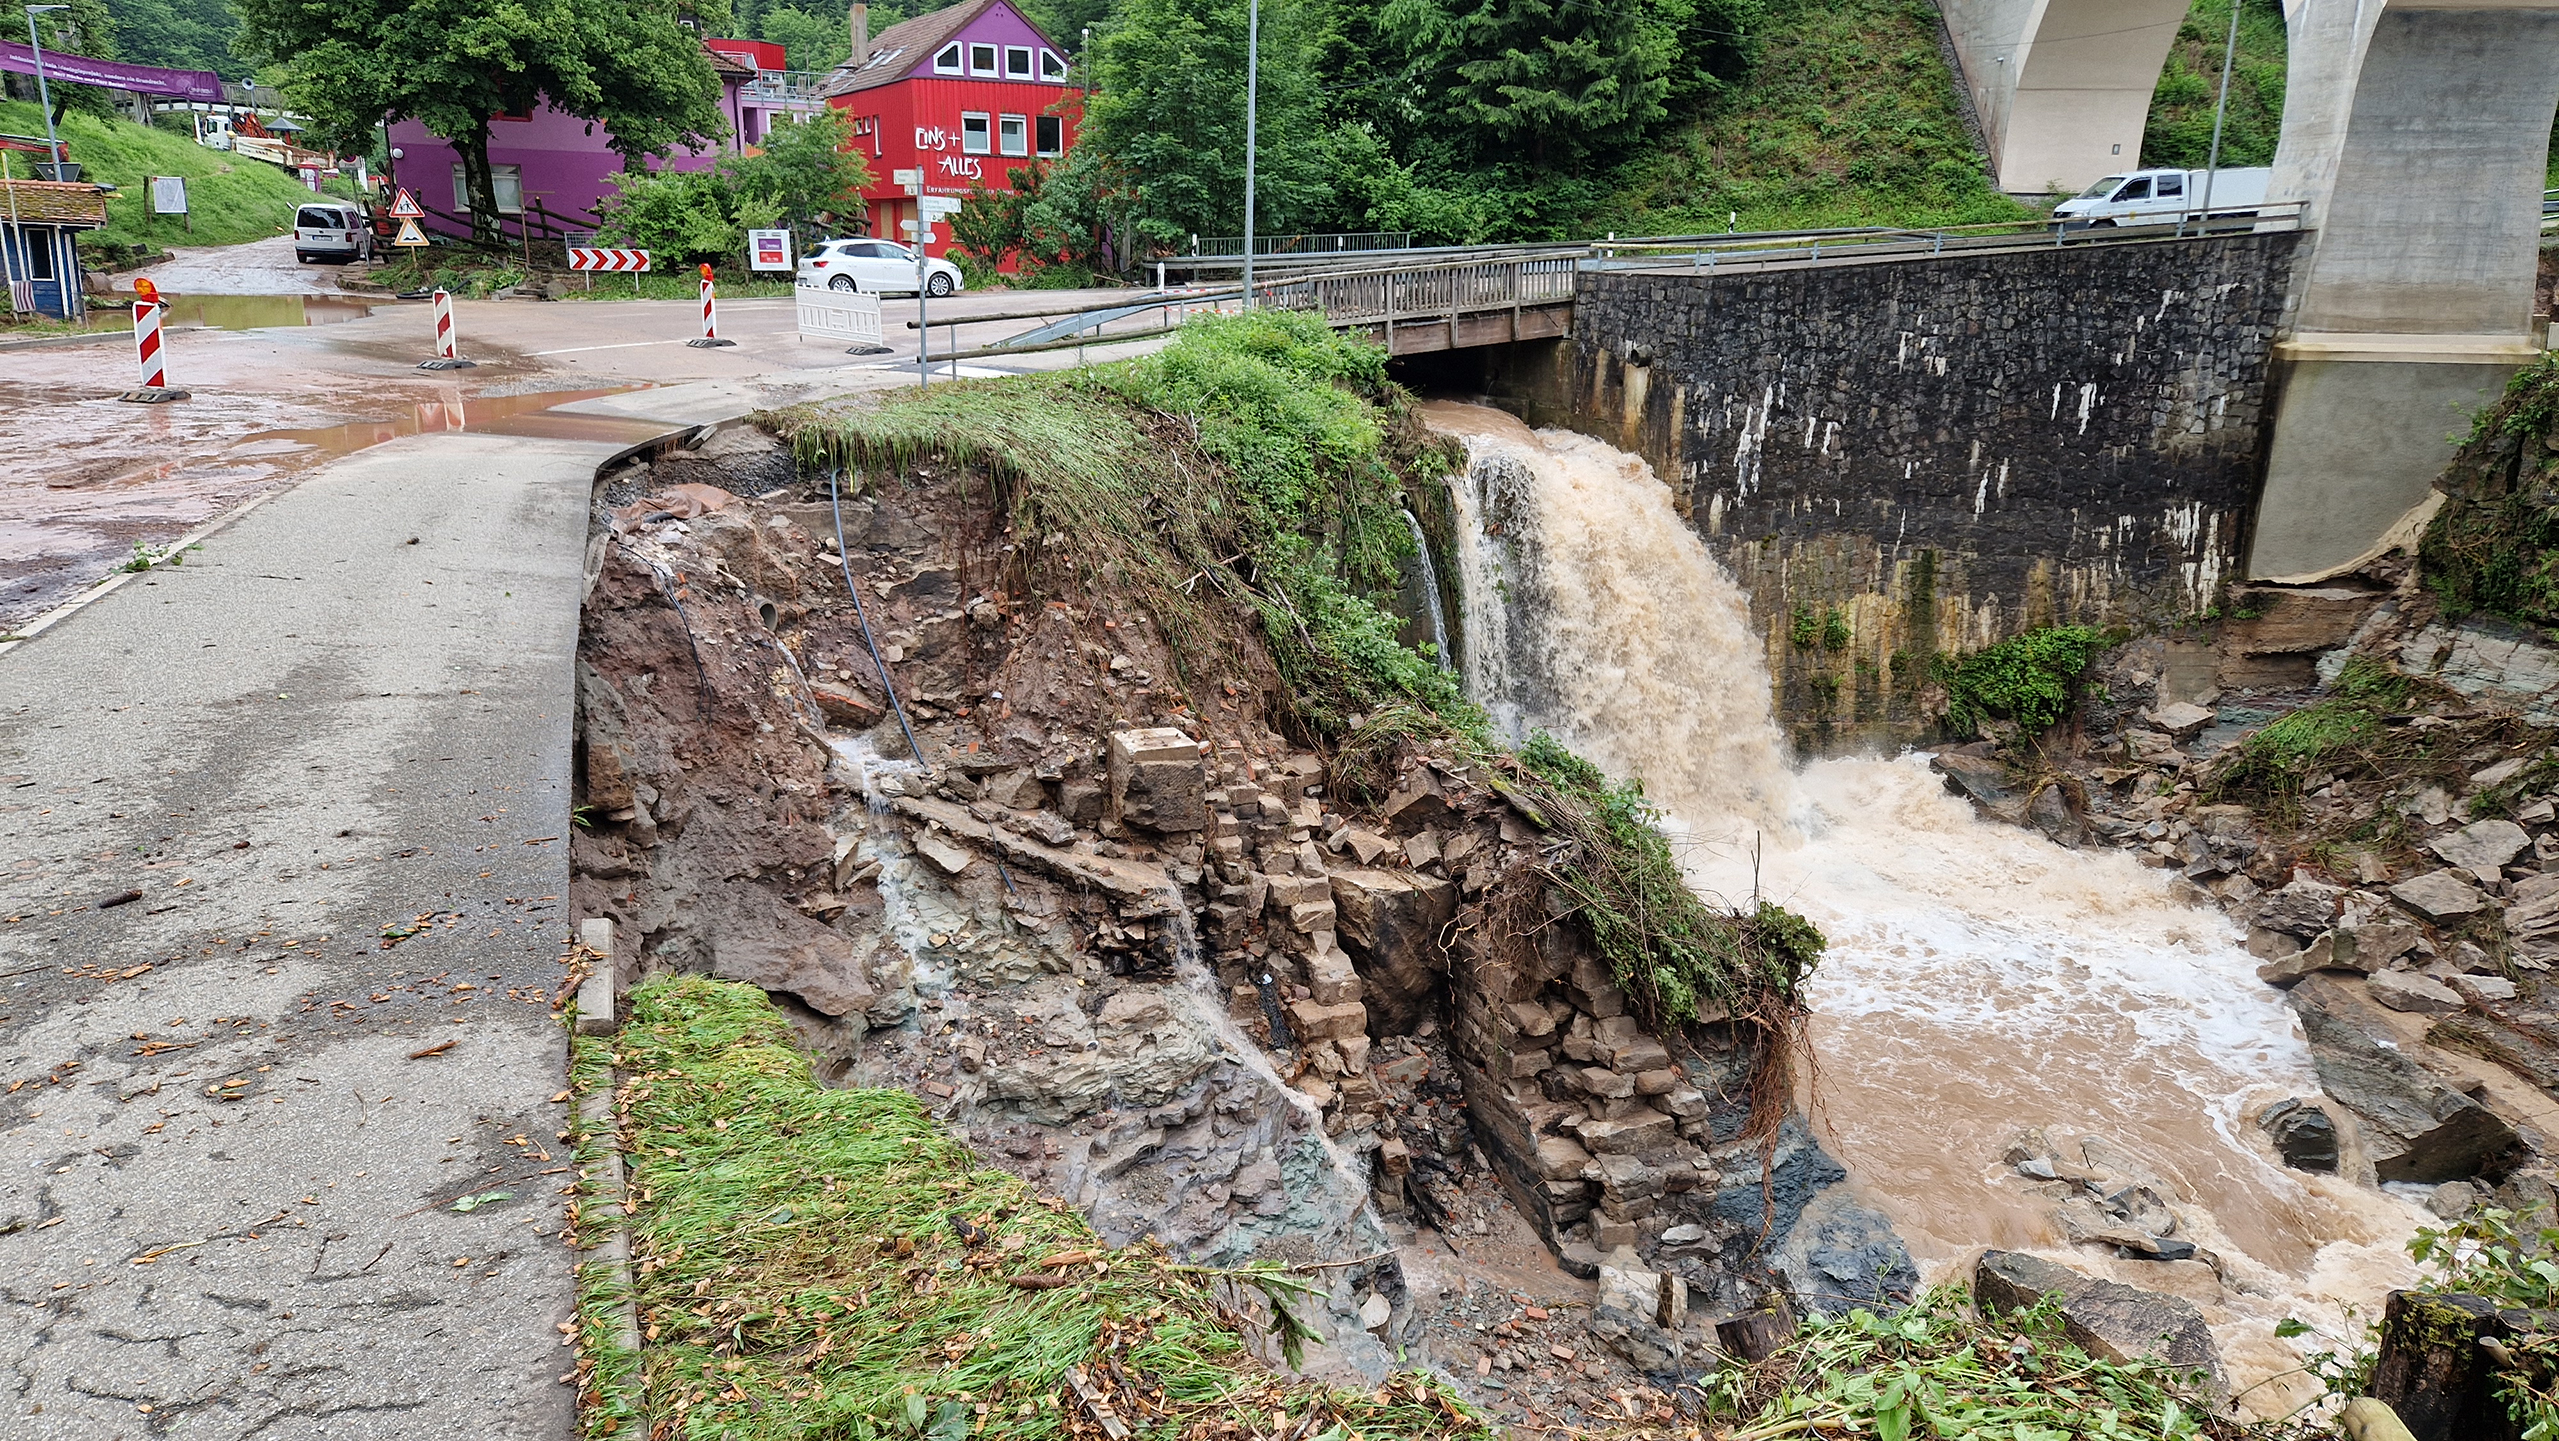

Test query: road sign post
[747,229,792,273]
[897,169,931,388]
[568,246,651,295]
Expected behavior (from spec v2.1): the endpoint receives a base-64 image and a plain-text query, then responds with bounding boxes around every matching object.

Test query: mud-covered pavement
[0,276,1175,634]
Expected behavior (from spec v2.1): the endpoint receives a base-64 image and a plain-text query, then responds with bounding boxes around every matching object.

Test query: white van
[2052,167,2272,228]
[293,202,372,264]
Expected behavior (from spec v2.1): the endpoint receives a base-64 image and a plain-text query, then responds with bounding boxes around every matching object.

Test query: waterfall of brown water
[1425,400,2426,1414]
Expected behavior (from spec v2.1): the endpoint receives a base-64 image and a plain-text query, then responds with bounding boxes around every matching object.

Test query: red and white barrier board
[567,248,652,273]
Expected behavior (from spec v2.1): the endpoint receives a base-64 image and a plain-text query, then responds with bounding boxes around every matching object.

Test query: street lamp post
[2198,0,2243,224]
[25,5,69,178]
[1239,0,1257,309]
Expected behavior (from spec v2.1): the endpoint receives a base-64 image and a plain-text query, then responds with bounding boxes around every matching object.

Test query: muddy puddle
[1,383,648,633]
[73,293,380,332]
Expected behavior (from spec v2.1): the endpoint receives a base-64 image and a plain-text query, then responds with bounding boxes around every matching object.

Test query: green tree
[234,0,725,240]
[1377,0,1679,170]
[597,108,870,262]
[1083,0,1331,247]
[103,0,246,79]
[759,6,849,70]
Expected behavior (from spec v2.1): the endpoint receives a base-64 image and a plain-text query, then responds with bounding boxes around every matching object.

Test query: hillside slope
[0,100,314,255]
[1599,0,2022,234]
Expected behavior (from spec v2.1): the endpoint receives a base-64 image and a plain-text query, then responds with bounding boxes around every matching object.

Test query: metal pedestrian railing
[1257,251,1583,339]
[1188,231,1415,258]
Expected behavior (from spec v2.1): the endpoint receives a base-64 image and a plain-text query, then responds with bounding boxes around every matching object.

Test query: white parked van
[2051,167,2272,228]
[293,202,372,264]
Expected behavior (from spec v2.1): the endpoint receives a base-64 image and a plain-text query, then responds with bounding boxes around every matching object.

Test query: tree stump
[2367,1291,2518,1441]
[1714,1295,1796,1363]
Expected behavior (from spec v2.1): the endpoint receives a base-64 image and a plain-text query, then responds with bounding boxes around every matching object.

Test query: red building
[822,0,1081,260]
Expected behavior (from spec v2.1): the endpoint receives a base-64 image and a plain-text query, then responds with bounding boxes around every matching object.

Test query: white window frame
[1038,48,1066,82]
[1003,45,1033,79]
[1035,113,1064,157]
[450,162,525,215]
[998,114,1028,156]
[959,112,992,155]
[968,42,998,75]
[933,42,962,74]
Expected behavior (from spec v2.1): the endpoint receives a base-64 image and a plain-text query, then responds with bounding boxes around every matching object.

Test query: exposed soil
[566,417,1886,1425]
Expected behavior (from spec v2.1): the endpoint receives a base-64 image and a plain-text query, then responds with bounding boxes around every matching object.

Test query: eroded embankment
[564,315,1851,1434]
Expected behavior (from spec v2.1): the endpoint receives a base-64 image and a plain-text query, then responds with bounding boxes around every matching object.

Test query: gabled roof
[822,0,1051,98]
[0,179,109,227]
[702,40,757,81]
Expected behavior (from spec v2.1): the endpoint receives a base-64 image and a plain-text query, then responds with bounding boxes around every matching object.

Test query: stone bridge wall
[1529,232,2301,752]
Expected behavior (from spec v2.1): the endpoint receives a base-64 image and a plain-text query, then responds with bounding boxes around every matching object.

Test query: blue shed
[1,179,109,321]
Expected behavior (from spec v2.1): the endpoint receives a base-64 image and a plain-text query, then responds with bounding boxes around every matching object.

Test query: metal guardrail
[1187,231,1413,258]
[902,207,2319,370]
[1587,204,2307,275]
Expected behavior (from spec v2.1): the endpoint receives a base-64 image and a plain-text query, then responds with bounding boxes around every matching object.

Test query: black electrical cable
[827,467,927,764]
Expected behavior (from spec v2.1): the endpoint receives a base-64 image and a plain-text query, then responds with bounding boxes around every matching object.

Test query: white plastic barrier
[795,284,885,348]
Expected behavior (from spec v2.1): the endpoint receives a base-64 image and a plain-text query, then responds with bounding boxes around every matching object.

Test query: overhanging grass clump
[1509,731,1822,1140]
[776,311,1466,740]
[1701,1287,2253,1440]
[571,976,1490,1441]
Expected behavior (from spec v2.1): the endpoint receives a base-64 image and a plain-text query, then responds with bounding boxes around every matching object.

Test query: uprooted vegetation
[1699,1288,2257,1441]
[571,977,1492,1441]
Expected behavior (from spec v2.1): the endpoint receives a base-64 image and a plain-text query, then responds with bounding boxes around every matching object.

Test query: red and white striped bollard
[419,288,476,370]
[687,262,736,348]
[118,277,187,402]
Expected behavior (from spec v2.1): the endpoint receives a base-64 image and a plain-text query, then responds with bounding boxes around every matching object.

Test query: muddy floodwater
[0,322,622,629]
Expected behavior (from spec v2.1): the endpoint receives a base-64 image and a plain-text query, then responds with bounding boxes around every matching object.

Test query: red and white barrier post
[687,262,735,348]
[118,277,187,403]
[418,287,475,370]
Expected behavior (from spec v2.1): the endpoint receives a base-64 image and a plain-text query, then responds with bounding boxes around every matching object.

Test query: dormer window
[1038,48,1066,82]
[1004,45,1032,79]
[933,42,962,73]
[968,42,998,74]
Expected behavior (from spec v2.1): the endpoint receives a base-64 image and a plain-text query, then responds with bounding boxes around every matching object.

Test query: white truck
[2051,167,2272,228]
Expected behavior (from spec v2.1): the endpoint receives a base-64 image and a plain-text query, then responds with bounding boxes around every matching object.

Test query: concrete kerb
[570,916,648,1429]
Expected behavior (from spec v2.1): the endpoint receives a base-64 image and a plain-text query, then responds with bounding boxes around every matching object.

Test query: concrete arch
[1939,0,2194,194]
[2249,0,2559,579]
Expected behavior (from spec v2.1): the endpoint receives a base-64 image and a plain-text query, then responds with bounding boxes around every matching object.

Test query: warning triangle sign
[392,216,429,247]
[388,187,424,219]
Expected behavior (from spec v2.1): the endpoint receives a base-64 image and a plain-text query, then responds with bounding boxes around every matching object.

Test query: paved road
[133,237,349,298]
[0,373,780,1434]
[2,279,1178,632]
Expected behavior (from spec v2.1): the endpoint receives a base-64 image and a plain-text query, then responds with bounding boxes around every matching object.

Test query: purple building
[386,41,817,237]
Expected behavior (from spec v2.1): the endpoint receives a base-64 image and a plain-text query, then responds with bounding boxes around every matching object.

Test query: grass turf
[569,976,1489,1440]
[0,100,316,253]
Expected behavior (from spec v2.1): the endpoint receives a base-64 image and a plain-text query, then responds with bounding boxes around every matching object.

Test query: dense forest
[73,0,2559,264]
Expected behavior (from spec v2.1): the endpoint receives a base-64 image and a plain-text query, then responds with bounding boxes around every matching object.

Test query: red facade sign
[823,0,1080,266]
